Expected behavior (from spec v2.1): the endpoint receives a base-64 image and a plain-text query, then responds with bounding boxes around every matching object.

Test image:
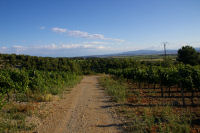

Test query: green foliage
[99,76,127,102]
[0,53,84,110]
[177,45,199,65]
[0,53,81,72]
[10,70,29,93]
[0,69,81,103]
[108,63,200,106]
[0,70,14,94]
[0,68,81,132]
[0,52,199,132]
[177,64,194,90]
[100,76,192,133]
[192,67,200,90]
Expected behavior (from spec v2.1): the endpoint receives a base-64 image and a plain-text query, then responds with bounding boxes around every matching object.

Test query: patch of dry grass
[100,76,200,133]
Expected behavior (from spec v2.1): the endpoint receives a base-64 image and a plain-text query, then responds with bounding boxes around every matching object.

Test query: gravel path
[37,76,122,133]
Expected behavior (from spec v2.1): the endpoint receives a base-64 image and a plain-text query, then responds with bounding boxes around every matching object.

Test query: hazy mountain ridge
[87,48,200,57]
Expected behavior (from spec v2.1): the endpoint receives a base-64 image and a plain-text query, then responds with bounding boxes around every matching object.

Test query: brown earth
[36,76,122,133]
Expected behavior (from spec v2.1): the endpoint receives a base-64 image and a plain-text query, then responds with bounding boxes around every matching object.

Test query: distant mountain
[86,47,200,58]
[196,48,200,52]
[120,49,177,56]
[87,49,178,58]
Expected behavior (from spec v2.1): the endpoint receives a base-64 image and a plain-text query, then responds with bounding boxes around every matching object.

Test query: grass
[99,75,196,133]
[119,106,191,133]
[99,75,127,102]
[0,103,36,132]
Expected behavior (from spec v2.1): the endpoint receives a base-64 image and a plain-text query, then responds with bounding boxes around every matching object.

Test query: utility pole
[163,42,168,63]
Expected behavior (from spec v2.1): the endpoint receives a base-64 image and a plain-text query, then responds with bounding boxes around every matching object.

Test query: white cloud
[83,41,109,45]
[96,46,106,49]
[12,45,27,53]
[68,30,105,40]
[0,46,7,50]
[61,44,81,49]
[0,44,142,57]
[52,27,67,33]
[29,43,107,50]
[51,27,124,42]
[0,46,8,53]
[37,44,59,50]
[2,41,199,57]
[107,38,125,43]
[67,30,124,42]
[40,26,45,30]
[60,44,105,50]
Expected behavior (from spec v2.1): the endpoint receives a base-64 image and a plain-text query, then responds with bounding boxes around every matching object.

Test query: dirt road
[37,76,122,133]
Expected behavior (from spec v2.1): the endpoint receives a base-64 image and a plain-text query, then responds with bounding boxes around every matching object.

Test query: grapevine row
[0,69,80,106]
[108,64,200,106]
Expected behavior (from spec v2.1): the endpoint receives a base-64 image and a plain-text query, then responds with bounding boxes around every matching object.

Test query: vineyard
[0,69,80,103]
[108,64,200,107]
[0,54,83,132]
[0,51,200,132]
[98,64,200,132]
[0,69,81,132]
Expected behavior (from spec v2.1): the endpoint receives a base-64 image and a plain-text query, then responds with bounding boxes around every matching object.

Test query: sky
[0,0,200,57]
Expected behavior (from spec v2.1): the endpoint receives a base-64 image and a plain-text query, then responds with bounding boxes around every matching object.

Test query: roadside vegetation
[99,76,127,102]
[99,76,197,132]
[99,46,200,132]
[0,69,82,132]
[0,45,200,132]
[0,55,82,132]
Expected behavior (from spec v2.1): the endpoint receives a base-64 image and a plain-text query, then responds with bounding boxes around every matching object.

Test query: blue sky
[0,0,200,57]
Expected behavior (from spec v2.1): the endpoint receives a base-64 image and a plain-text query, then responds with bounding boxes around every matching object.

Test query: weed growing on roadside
[0,103,36,132]
[100,76,192,133]
[99,76,127,102]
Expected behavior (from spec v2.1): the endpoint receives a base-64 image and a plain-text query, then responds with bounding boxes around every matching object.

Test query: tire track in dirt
[37,76,122,133]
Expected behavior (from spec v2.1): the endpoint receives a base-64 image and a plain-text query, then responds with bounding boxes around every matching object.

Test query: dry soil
[36,76,122,133]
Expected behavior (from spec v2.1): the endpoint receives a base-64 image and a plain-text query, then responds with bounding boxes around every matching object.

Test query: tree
[177,45,199,65]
